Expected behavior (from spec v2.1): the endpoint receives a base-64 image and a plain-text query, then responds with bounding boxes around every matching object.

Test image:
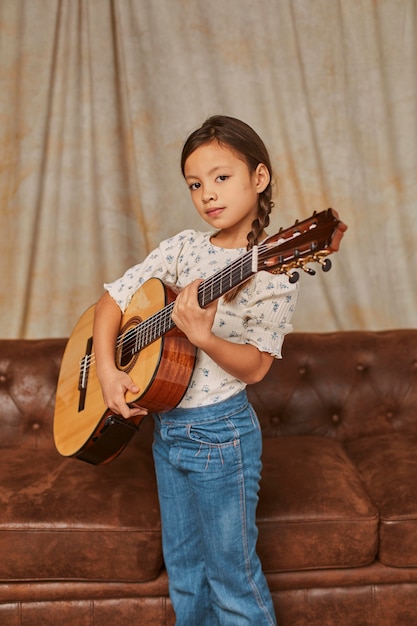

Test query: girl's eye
[188,182,200,191]
[216,175,229,182]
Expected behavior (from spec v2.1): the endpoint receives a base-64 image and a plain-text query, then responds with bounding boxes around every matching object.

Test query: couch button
[0,373,7,383]
[271,416,280,425]
[356,363,365,372]
[298,367,306,375]
[331,414,340,423]
[32,422,41,430]
[386,412,393,420]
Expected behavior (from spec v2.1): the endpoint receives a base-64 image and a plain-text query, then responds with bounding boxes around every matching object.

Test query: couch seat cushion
[346,433,417,567]
[0,419,162,583]
[257,435,378,572]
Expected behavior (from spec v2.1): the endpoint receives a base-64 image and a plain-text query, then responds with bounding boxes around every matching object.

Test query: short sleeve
[219,271,299,358]
[244,272,298,356]
[104,229,199,312]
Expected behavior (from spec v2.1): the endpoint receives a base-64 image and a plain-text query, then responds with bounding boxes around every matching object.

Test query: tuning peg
[320,258,332,272]
[301,265,316,276]
[313,256,332,272]
[288,271,300,284]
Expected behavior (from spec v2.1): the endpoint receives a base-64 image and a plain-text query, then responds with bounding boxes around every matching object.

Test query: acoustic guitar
[53,208,347,465]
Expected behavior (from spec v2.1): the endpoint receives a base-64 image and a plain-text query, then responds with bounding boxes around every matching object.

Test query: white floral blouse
[105,229,299,408]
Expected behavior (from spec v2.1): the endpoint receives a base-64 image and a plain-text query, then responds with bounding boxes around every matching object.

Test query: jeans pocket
[187,416,239,447]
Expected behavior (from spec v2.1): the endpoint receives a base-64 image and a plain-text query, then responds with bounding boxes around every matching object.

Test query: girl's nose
[202,188,217,203]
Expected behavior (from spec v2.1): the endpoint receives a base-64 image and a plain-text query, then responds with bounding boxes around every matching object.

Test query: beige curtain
[1,0,416,338]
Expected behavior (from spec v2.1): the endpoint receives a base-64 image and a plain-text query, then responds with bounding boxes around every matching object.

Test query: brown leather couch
[1,330,417,625]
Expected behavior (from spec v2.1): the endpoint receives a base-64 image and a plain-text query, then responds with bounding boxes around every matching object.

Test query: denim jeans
[152,390,277,626]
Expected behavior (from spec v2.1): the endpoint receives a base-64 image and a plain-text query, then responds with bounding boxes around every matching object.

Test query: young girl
[93,115,298,625]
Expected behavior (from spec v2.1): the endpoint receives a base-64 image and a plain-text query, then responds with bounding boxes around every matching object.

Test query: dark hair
[181,115,274,250]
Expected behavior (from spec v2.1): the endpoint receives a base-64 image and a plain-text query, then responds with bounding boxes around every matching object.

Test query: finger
[129,402,148,416]
[118,403,146,420]
[126,381,140,394]
[187,279,203,301]
[178,280,201,302]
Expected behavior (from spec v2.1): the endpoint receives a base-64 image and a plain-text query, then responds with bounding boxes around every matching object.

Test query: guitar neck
[117,207,348,357]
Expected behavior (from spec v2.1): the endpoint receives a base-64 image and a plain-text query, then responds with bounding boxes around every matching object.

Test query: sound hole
[116,317,142,373]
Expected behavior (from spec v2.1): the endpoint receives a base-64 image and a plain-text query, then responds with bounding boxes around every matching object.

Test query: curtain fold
[1,0,416,338]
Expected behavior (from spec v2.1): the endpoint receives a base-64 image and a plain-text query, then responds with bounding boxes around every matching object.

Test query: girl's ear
[254,163,270,193]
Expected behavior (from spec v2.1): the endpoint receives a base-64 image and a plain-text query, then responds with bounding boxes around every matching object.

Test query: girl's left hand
[171,280,217,348]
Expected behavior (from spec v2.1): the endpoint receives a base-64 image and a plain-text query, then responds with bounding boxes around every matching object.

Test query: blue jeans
[152,390,277,626]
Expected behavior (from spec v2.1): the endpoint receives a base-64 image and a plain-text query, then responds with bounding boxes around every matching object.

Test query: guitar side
[53,279,197,464]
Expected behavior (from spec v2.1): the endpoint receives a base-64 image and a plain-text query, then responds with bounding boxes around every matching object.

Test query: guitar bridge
[78,336,93,412]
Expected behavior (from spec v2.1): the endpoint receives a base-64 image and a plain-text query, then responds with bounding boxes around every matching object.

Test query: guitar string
[116,252,255,353]
[117,224,322,358]
[81,245,259,372]
[81,219,323,373]
[112,230,309,359]
[84,256,255,371]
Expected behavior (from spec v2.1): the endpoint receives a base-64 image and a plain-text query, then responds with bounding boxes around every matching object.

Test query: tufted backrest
[248,329,417,442]
[0,339,66,449]
[1,331,416,451]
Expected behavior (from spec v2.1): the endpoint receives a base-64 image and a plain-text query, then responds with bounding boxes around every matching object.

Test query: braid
[246,190,273,250]
[223,187,274,303]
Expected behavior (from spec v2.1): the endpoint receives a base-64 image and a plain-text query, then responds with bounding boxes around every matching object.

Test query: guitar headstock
[258,208,347,283]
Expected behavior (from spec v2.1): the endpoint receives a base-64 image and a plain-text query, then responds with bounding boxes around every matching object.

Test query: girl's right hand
[97,367,148,420]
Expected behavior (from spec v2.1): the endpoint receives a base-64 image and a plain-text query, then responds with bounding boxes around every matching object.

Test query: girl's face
[183,141,270,247]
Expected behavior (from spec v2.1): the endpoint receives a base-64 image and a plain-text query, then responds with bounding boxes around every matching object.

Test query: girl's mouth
[206,207,225,217]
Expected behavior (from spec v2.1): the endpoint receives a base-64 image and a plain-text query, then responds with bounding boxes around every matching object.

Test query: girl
[93,115,298,625]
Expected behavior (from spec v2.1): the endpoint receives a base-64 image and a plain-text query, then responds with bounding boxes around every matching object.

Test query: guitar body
[53,278,197,464]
